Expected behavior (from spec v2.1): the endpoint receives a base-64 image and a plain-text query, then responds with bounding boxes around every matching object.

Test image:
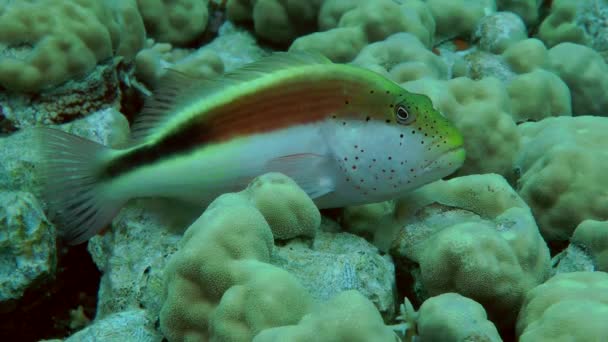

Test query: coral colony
[0,1,607,341]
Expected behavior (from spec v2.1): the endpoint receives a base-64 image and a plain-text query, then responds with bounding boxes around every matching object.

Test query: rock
[0,191,56,306]
[271,231,396,318]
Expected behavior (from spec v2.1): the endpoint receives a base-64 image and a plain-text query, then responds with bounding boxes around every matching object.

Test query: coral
[0,0,145,92]
[416,293,501,341]
[455,37,550,82]
[226,0,324,45]
[500,38,549,74]
[317,0,363,30]
[88,183,396,336]
[391,174,551,329]
[497,0,542,25]
[272,231,397,318]
[246,173,320,239]
[252,290,396,341]
[159,173,319,341]
[538,0,608,54]
[452,38,573,123]
[8,0,608,339]
[454,50,513,82]
[547,42,608,115]
[201,22,268,71]
[351,33,448,83]
[290,0,435,62]
[341,201,396,237]
[208,262,312,341]
[516,271,608,341]
[515,116,608,241]
[426,0,496,41]
[136,0,210,46]
[404,77,519,177]
[570,220,608,271]
[340,201,401,251]
[134,23,266,88]
[291,26,367,63]
[472,11,528,54]
[90,179,394,330]
[135,40,224,88]
[507,69,572,123]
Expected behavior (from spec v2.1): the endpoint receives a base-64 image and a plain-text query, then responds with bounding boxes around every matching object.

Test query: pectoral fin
[266,153,336,199]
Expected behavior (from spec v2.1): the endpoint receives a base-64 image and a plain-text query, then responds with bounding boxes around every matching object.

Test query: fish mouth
[423,146,466,171]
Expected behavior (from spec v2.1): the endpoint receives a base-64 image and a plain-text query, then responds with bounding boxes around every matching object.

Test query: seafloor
[1,0,607,341]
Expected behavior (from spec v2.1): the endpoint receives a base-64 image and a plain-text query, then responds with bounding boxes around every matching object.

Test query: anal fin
[265,153,336,199]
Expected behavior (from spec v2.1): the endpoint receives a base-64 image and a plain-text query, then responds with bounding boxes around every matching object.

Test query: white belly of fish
[110,122,342,206]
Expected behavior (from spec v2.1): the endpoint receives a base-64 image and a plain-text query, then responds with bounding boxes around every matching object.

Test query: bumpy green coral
[538,0,608,54]
[136,0,210,46]
[159,173,318,341]
[517,272,608,341]
[246,173,320,239]
[392,174,551,330]
[454,37,573,123]
[507,69,572,123]
[253,290,396,341]
[426,0,496,40]
[227,0,324,45]
[515,116,608,241]
[0,0,145,92]
[547,42,608,115]
[497,0,542,25]
[571,220,608,272]
[290,0,435,62]
[351,33,448,83]
[417,293,501,341]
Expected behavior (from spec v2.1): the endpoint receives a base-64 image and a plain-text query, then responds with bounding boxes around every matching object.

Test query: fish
[35,51,465,245]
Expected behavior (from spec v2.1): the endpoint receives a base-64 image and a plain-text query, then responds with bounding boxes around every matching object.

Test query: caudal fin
[35,127,126,245]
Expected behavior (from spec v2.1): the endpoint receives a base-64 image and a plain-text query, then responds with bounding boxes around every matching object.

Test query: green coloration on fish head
[323,68,465,202]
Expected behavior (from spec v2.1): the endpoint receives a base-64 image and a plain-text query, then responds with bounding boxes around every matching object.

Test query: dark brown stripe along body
[102,66,402,178]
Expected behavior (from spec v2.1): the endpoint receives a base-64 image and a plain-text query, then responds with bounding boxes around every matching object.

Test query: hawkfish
[36,52,465,245]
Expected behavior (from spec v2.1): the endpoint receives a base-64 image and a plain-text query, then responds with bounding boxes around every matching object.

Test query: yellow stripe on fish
[35,51,465,245]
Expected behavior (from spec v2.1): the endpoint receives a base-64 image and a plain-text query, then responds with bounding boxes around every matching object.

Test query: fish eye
[395,105,415,125]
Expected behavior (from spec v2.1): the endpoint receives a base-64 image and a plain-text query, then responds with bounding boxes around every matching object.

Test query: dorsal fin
[130,51,332,143]
[130,69,198,142]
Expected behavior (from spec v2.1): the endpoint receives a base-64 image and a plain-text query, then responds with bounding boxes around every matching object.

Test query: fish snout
[425,127,466,171]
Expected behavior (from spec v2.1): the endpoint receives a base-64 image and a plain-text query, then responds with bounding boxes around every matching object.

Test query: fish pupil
[396,106,409,121]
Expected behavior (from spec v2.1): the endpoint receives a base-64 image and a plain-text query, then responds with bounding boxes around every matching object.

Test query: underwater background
[1,0,607,341]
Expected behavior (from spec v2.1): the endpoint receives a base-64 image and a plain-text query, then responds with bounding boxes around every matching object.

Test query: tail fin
[35,127,126,245]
